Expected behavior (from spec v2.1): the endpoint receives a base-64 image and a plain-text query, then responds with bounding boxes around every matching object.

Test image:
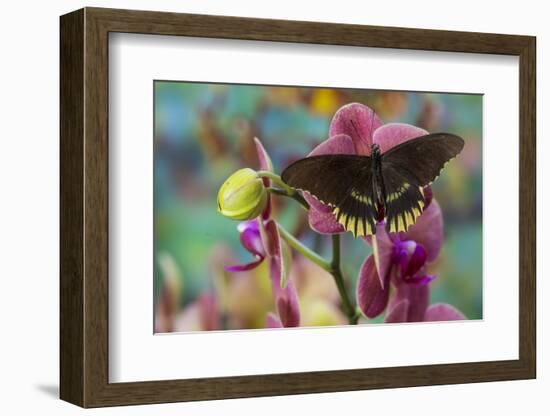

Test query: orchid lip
[225,220,266,273]
[392,240,427,281]
[405,274,437,286]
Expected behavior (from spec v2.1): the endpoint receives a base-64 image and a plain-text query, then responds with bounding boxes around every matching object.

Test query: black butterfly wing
[381,133,464,186]
[281,155,377,237]
[381,165,426,233]
[381,133,464,233]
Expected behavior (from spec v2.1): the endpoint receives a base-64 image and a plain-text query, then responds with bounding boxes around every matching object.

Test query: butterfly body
[370,144,386,212]
[281,133,464,237]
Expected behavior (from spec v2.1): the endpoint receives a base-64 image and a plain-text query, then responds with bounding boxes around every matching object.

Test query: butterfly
[281,133,464,237]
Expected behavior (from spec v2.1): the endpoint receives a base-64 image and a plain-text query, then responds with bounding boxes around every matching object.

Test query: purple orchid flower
[225,219,266,272]
[305,102,431,234]
[356,199,466,322]
[225,138,300,328]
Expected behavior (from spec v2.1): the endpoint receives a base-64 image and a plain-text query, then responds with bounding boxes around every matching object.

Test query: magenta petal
[405,243,427,277]
[406,274,437,286]
[239,224,265,257]
[388,283,429,322]
[254,137,273,172]
[384,299,409,323]
[373,123,428,154]
[356,256,390,318]
[254,137,273,220]
[224,257,263,272]
[226,221,265,272]
[264,220,289,289]
[308,133,356,157]
[422,185,433,208]
[371,222,393,288]
[271,277,300,327]
[308,205,344,234]
[198,294,219,331]
[403,199,443,262]
[424,303,466,321]
[329,103,382,155]
[405,285,430,322]
[396,243,411,278]
[266,312,283,328]
[304,193,332,213]
[267,234,300,327]
[261,219,279,258]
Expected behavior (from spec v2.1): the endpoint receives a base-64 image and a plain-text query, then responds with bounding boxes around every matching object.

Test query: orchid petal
[405,243,427,277]
[424,303,466,321]
[396,243,411,278]
[356,255,390,318]
[279,236,292,288]
[371,222,394,288]
[388,283,429,322]
[198,294,219,331]
[405,285,430,322]
[264,220,289,288]
[271,277,301,327]
[254,137,274,172]
[373,123,428,154]
[403,199,444,262]
[266,312,283,328]
[308,205,345,234]
[308,133,356,157]
[225,221,266,272]
[264,222,298,326]
[174,293,220,332]
[329,103,382,155]
[405,274,437,286]
[422,185,433,208]
[254,137,273,219]
[260,219,278,257]
[384,299,409,323]
[239,223,265,257]
[224,257,264,272]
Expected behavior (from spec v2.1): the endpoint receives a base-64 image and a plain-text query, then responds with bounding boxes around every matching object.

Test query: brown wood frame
[60,7,536,408]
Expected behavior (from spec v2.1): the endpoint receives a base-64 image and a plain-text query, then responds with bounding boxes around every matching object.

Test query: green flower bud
[217,168,268,220]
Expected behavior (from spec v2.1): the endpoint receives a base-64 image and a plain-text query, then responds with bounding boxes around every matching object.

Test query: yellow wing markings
[333,207,375,237]
[387,186,425,233]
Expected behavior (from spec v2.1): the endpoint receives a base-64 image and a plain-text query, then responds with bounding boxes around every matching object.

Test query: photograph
[153,81,483,332]
[49,3,537,410]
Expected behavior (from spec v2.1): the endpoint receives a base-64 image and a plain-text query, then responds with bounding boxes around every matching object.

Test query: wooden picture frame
[60,7,536,408]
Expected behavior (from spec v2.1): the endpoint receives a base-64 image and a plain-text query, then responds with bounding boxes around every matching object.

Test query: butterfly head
[371,143,380,157]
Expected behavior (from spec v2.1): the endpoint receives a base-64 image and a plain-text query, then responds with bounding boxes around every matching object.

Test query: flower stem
[330,234,359,324]
[263,171,359,324]
[277,224,331,271]
[277,225,359,325]
[267,187,309,210]
[257,171,295,195]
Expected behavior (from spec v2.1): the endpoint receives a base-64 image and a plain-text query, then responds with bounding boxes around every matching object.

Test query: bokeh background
[154,81,482,333]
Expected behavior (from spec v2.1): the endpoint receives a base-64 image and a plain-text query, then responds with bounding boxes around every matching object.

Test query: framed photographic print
[60,7,536,408]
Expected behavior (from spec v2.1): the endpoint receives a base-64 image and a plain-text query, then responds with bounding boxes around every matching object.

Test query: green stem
[330,235,359,324]
[277,224,331,271]
[262,171,359,324]
[267,187,309,210]
[277,225,359,325]
[257,171,295,194]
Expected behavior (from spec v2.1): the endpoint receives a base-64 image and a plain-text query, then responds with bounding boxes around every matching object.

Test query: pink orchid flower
[356,199,466,322]
[305,102,431,234]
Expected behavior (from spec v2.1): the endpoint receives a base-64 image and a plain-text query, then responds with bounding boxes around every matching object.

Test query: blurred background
[154,81,482,333]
